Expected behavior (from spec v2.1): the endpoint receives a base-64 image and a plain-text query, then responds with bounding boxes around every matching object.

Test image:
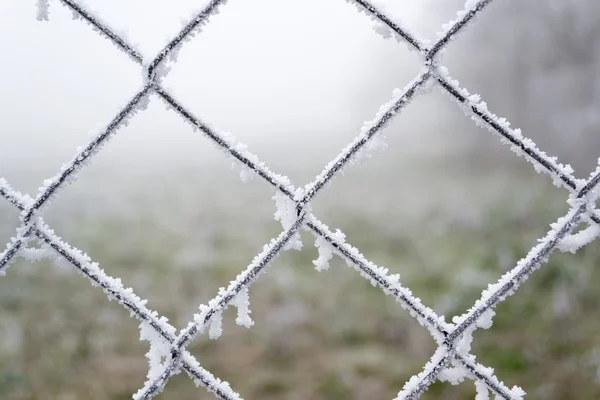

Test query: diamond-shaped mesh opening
[0,13,141,194]
[470,241,600,398]
[164,0,422,182]
[311,154,573,317]
[2,0,600,399]
[0,261,151,399]
[440,0,600,174]
[37,103,284,322]
[180,258,439,399]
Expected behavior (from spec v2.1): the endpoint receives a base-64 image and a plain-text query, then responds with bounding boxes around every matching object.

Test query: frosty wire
[0,0,599,399]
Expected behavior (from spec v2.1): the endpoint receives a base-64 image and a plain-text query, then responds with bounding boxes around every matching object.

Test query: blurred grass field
[1,158,599,400]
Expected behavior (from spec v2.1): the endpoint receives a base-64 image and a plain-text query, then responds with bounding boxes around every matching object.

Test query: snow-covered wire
[133,213,307,399]
[397,200,591,399]
[425,0,494,60]
[0,180,242,399]
[118,1,530,396]
[349,0,600,226]
[2,0,598,398]
[23,85,152,226]
[342,0,600,397]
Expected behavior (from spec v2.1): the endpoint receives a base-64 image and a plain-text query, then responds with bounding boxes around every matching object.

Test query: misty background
[1,1,600,399]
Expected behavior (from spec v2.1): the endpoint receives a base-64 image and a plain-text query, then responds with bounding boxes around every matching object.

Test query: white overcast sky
[0,0,459,187]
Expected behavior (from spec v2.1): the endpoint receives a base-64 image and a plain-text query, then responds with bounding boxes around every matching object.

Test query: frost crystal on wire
[312,228,345,271]
[273,189,302,251]
[475,380,490,400]
[233,287,254,328]
[7,0,600,398]
[208,311,223,340]
[36,0,49,21]
[19,244,57,262]
[140,321,170,381]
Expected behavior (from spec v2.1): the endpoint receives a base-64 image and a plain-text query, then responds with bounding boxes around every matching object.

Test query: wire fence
[2,0,600,399]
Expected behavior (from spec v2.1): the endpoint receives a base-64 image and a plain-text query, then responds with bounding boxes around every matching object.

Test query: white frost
[437,0,487,43]
[557,224,600,253]
[233,287,254,328]
[238,167,253,183]
[475,380,489,400]
[436,64,584,192]
[343,0,429,50]
[36,0,49,21]
[476,309,495,330]
[273,189,302,251]
[139,320,170,382]
[438,366,468,385]
[439,310,496,393]
[19,244,57,262]
[313,236,333,271]
[208,311,223,339]
[228,141,257,182]
[312,229,345,271]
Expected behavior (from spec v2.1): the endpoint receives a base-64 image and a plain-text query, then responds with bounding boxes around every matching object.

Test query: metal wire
[1,0,599,398]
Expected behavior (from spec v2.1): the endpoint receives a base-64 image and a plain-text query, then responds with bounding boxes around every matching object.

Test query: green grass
[1,166,599,399]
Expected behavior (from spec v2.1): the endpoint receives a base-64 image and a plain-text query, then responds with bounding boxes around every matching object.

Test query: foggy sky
[0,0,452,189]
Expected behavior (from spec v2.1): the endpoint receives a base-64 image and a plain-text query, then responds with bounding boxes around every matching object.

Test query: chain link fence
[2,0,600,398]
